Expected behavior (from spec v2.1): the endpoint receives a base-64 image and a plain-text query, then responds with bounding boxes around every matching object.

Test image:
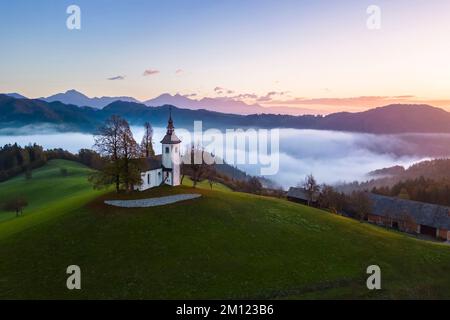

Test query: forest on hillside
[337,158,450,207]
[0,143,103,182]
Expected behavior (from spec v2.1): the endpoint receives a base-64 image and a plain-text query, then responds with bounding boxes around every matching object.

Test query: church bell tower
[160,109,181,186]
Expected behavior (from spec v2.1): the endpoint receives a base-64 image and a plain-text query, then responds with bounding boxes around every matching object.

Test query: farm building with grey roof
[368,193,450,241]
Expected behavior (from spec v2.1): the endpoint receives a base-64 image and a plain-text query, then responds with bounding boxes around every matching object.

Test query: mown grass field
[1,160,450,299]
[0,160,108,238]
[181,176,232,192]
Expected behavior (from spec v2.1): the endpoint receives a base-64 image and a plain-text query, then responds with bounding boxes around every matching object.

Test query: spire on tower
[166,107,174,135]
[161,108,181,144]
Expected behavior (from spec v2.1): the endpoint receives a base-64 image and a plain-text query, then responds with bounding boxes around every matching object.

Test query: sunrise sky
[1,0,450,113]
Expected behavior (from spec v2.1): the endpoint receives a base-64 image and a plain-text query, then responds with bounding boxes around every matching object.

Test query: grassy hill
[1,160,450,299]
[181,176,232,192]
[0,160,107,237]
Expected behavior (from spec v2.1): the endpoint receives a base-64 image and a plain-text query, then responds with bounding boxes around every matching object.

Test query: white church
[135,113,182,191]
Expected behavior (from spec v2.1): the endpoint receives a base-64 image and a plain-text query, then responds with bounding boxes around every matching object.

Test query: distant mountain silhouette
[41,89,140,109]
[6,93,28,99]
[145,93,318,116]
[319,104,450,133]
[0,94,99,131]
[12,89,319,115]
[2,94,450,134]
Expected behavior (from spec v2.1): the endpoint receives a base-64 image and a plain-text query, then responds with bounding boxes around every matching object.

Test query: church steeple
[160,108,181,144]
[166,107,175,135]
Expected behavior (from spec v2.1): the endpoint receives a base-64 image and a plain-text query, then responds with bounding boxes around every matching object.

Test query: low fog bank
[1,128,450,189]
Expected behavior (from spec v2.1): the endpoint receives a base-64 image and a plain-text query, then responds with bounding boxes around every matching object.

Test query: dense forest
[335,158,450,207]
[338,159,450,192]
[0,144,47,182]
[0,143,103,182]
[372,177,450,207]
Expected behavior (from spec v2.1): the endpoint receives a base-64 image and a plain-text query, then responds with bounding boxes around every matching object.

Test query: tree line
[0,143,46,182]
[0,143,108,182]
[337,158,450,194]
[300,174,372,221]
[372,176,450,207]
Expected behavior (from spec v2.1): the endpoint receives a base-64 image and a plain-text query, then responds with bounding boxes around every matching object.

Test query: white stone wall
[162,144,172,169]
[161,143,181,186]
[172,163,180,186]
[137,168,163,191]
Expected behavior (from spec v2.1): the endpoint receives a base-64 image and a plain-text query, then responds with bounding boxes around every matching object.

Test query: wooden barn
[368,193,450,241]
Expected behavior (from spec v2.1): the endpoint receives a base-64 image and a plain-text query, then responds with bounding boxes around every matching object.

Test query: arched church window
[165,147,169,153]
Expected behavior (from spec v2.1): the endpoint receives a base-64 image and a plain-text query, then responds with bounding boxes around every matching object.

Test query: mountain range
[144,93,318,115]
[39,90,141,109]
[11,90,318,116]
[2,94,450,135]
[5,93,28,100]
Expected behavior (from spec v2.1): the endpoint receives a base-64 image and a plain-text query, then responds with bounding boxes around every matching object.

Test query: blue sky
[1,0,450,112]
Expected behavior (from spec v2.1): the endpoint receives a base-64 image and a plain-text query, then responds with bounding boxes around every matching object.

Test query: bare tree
[140,122,155,158]
[206,166,216,190]
[350,191,372,222]
[303,174,319,206]
[118,123,141,192]
[247,177,263,194]
[93,115,126,193]
[318,184,345,213]
[183,144,207,188]
[93,115,141,193]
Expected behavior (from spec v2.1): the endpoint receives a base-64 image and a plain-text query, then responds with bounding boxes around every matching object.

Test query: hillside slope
[0,160,107,235]
[0,161,450,299]
[0,94,99,131]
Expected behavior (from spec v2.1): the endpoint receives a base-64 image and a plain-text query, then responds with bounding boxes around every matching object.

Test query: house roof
[369,193,450,229]
[142,155,162,171]
[287,187,319,202]
[160,133,181,144]
[160,109,181,144]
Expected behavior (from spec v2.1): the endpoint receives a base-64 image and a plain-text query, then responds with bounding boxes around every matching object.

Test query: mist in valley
[1,127,450,189]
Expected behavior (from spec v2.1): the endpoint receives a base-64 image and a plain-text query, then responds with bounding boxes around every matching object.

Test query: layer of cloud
[107,75,125,81]
[257,91,289,102]
[213,89,290,103]
[232,93,258,100]
[214,86,225,94]
[7,128,450,189]
[143,69,160,76]
[205,88,450,112]
[265,96,409,106]
[257,95,450,113]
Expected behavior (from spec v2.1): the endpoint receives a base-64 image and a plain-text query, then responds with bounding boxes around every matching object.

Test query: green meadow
[1,160,450,299]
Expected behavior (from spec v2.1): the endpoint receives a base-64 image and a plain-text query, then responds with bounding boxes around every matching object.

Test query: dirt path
[104,194,202,208]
